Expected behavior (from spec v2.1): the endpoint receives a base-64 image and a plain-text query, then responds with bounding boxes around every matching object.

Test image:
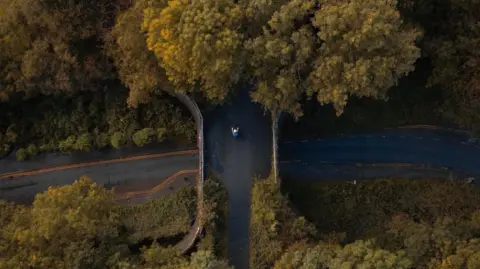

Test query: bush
[156,127,167,142]
[96,133,110,149]
[39,142,56,153]
[110,132,125,149]
[5,125,17,143]
[25,144,38,157]
[16,148,27,161]
[0,143,10,158]
[58,136,76,152]
[73,133,92,152]
[132,128,155,147]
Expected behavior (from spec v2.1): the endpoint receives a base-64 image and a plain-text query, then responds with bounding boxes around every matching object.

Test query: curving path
[279,127,480,180]
[204,88,272,269]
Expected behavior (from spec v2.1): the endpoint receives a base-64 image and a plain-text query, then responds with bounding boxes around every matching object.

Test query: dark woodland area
[1,0,479,268]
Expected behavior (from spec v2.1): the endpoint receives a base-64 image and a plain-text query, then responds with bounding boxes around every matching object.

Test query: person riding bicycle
[232,127,239,137]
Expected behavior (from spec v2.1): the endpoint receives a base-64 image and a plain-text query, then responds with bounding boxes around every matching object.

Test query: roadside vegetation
[196,174,230,259]
[119,186,196,243]
[250,176,480,269]
[0,177,231,269]
[280,60,447,140]
[0,88,196,161]
[1,0,478,147]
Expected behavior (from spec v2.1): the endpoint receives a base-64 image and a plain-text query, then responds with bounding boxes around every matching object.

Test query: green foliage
[188,250,232,269]
[94,131,110,149]
[246,0,421,117]
[118,187,196,242]
[281,177,480,268]
[105,0,168,108]
[306,0,421,115]
[0,177,228,268]
[142,0,244,102]
[4,125,17,143]
[73,133,92,152]
[0,143,10,158]
[132,128,155,147]
[15,148,27,161]
[59,136,77,153]
[0,88,196,158]
[284,178,480,242]
[0,177,127,269]
[280,60,445,141]
[197,176,229,258]
[397,0,480,134]
[250,177,316,269]
[157,127,167,142]
[274,240,412,269]
[0,0,113,100]
[25,144,38,157]
[141,244,187,268]
[110,132,126,149]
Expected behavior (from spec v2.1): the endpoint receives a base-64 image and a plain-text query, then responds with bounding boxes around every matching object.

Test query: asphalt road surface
[279,127,480,178]
[204,88,272,269]
[0,143,196,175]
[0,152,199,204]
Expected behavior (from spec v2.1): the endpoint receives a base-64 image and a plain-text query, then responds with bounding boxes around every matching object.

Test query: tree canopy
[0,178,230,269]
[2,0,480,131]
[109,0,421,116]
[0,0,113,100]
[247,0,421,117]
[142,0,244,103]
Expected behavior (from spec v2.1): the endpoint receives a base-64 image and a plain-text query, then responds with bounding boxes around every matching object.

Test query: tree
[188,250,232,269]
[0,177,128,269]
[105,0,169,108]
[384,212,480,268]
[425,1,480,134]
[247,0,422,117]
[0,0,114,100]
[245,0,316,117]
[142,0,244,102]
[141,244,189,269]
[429,239,480,269]
[274,240,412,269]
[251,177,316,269]
[273,242,338,269]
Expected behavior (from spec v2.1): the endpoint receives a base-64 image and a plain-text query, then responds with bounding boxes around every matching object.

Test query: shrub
[5,125,17,143]
[74,133,92,152]
[156,127,167,142]
[39,142,56,153]
[94,132,110,149]
[110,132,125,149]
[132,128,155,147]
[58,136,76,152]
[0,143,10,158]
[26,144,38,157]
[16,148,27,161]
